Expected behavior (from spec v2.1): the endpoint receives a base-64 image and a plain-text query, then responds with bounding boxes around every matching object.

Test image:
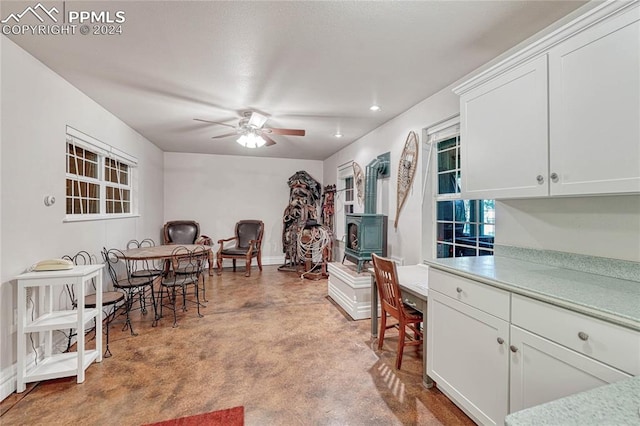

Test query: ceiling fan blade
[266,128,306,136]
[211,132,238,139]
[194,118,236,129]
[248,112,268,129]
[262,134,277,146]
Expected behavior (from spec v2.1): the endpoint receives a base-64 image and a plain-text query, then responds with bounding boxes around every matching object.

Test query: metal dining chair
[158,245,207,327]
[126,239,164,279]
[102,247,158,335]
[63,250,125,357]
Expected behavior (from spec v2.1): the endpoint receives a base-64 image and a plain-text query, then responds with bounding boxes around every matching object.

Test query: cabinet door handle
[578,331,589,341]
[550,172,559,182]
[536,175,544,184]
[456,287,463,294]
[510,345,518,353]
[497,337,504,345]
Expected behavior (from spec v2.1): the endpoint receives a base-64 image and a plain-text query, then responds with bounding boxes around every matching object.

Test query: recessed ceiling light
[369,105,381,111]
[334,132,343,138]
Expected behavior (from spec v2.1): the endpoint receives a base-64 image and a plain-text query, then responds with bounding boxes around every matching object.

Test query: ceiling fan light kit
[236,131,266,149]
[195,111,306,149]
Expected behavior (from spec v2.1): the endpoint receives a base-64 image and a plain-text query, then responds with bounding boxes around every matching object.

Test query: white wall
[323,86,459,266]
[496,196,640,262]
[0,37,164,399]
[325,89,640,265]
[164,152,323,264]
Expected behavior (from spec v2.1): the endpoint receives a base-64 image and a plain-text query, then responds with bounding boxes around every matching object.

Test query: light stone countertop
[425,253,640,425]
[504,375,640,426]
[424,255,640,331]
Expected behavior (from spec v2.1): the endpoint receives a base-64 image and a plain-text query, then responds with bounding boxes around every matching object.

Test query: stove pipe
[364,157,388,214]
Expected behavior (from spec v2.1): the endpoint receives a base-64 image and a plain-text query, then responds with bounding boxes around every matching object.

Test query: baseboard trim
[215,255,285,268]
[0,364,16,402]
[1,332,69,402]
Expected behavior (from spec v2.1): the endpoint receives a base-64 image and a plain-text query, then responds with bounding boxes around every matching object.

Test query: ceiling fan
[194,111,305,148]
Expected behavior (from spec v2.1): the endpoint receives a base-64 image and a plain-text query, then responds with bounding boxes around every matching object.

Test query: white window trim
[64,126,139,222]
[335,161,355,242]
[430,118,462,202]
[429,116,495,259]
[66,126,138,166]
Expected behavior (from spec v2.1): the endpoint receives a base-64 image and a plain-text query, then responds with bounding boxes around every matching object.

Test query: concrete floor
[1,265,473,426]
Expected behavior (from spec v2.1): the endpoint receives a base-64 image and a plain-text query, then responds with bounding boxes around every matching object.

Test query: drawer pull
[578,331,589,341]
[404,299,417,308]
[510,345,519,353]
[456,287,463,293]
[497,337,504,345]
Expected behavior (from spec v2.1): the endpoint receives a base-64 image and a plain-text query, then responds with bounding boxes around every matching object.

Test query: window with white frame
[427,118,495,258]
[344,176,354,215]
[65,126,137,219]
[335,162,355,242]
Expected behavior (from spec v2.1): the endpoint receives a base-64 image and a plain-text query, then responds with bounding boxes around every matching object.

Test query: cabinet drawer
[428,268,510,320]
[401,291,423,314]
[512,294,640,375]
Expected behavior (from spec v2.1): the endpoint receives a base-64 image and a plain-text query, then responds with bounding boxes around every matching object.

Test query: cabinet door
[509,325,631,413]
[549,6,640,195]
[427,290,509,425]
[460,55,549,199]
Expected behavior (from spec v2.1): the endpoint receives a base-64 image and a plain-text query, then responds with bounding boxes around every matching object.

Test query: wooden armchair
[216,220,264,277]
[163,220,200,245]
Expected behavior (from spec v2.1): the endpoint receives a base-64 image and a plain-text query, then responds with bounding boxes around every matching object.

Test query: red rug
[142,406,244,426]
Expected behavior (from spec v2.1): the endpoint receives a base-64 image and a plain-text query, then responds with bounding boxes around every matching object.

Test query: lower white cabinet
[427,268,639,426]
[509,325,631,412]
[428,287,509,425]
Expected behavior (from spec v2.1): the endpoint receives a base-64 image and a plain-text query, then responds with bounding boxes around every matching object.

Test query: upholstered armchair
[163,220,200,245]
[216,220,264,277]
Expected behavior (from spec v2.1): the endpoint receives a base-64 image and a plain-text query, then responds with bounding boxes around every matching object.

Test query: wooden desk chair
[372,253,423,369]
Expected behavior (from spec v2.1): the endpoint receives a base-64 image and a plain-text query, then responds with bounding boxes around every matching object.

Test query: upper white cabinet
[460,56,549,199]
[548,8,640,195]
[455,2,640,199]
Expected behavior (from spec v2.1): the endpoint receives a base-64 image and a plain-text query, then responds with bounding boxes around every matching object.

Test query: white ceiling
[3,0,586,160]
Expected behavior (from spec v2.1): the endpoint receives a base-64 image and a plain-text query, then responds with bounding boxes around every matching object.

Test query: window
[335,162,355,242]
[344,176,354,214]
[65,126,137,220]
[66,144,100,215]
[104,158,131,214]
[428,118,494,258]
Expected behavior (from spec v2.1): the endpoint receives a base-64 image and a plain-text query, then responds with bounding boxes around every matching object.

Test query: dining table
[115,244,214,327]
[117,244,215,276]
